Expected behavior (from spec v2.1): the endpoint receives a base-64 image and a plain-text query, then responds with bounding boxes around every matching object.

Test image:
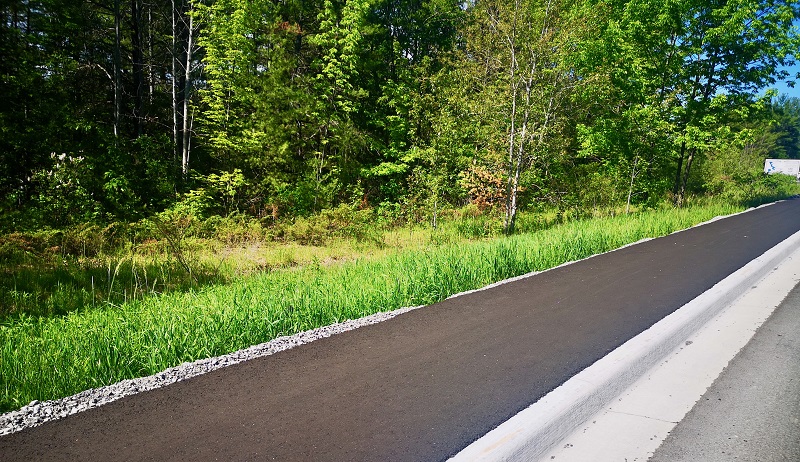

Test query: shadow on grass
[0,256,232,321]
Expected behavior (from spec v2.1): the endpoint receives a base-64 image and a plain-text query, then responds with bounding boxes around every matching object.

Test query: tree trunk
[113,0,122,143]
[505,79,532,235]
[505,150,523,234]
[172,0,178,170]
[147,6,153,102]
[502,11,519,235]
[626,156,639,215]
[674,140,686,207]
[678,147,696,207]
[181,9,193,177]
[131,0,144,140]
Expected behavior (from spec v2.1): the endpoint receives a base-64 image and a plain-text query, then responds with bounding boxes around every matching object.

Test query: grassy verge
[0,204,560,319]
[0,201,749,412]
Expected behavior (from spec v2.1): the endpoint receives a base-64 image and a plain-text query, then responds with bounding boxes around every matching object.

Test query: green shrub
[275,204,381,245]
[204,214,265,244]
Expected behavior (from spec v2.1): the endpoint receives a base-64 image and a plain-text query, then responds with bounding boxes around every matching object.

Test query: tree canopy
[1,0,799,230]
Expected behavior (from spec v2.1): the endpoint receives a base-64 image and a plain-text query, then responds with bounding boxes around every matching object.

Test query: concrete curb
[450,228,800,462]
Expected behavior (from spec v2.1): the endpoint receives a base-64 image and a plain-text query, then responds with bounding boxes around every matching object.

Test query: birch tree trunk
[626,156,640,214]
[172,0,178,168]
[131,0,144,139]
[500,0,564,234]
[181,9,194,177]
[113,0,122,143]
[498,0,520,234]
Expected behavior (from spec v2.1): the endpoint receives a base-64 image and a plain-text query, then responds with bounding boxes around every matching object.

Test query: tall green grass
[0,203,741,411]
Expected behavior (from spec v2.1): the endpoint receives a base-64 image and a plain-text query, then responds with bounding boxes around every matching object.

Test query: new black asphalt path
[3,199,800,461]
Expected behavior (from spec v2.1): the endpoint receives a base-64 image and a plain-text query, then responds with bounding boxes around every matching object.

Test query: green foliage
[0,0,185,226]
[276,204,381,245]
[700,123,800,203]
[195,0,311,207]
[770,96,800,159]
[189,169,249,217]
[586,0,800,205]
[310,0,371,116]
[577,103,677,211]
[28,154,101,226]
[2,0,798,230]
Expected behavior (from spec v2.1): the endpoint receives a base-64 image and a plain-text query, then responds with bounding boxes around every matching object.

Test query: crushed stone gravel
[0,305,422,436]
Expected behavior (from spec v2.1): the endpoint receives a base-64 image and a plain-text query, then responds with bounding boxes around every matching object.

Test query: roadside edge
[450,227,800,462]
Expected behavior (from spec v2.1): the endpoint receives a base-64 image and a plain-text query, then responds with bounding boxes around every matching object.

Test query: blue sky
[768,60,800,99]
[764,18,800,100]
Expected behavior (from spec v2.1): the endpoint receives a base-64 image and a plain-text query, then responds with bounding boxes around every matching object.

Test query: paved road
[2,200,800,461]
[650,278,800,462]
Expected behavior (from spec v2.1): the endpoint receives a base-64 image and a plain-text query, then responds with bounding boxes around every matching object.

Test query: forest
[1,0,800,235]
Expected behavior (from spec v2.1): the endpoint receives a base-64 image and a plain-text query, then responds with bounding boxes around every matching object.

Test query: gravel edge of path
[0,304,425,436]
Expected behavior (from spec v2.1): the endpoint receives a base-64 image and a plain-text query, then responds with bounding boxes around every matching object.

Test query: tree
[456,0,600,233]
[592,0,800,206]
[170,0,199,177]
[196,0,318,214]
[578,104,674,212]
[328,0,465,206]
[306,0,372,209]
[770,95,800,159]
